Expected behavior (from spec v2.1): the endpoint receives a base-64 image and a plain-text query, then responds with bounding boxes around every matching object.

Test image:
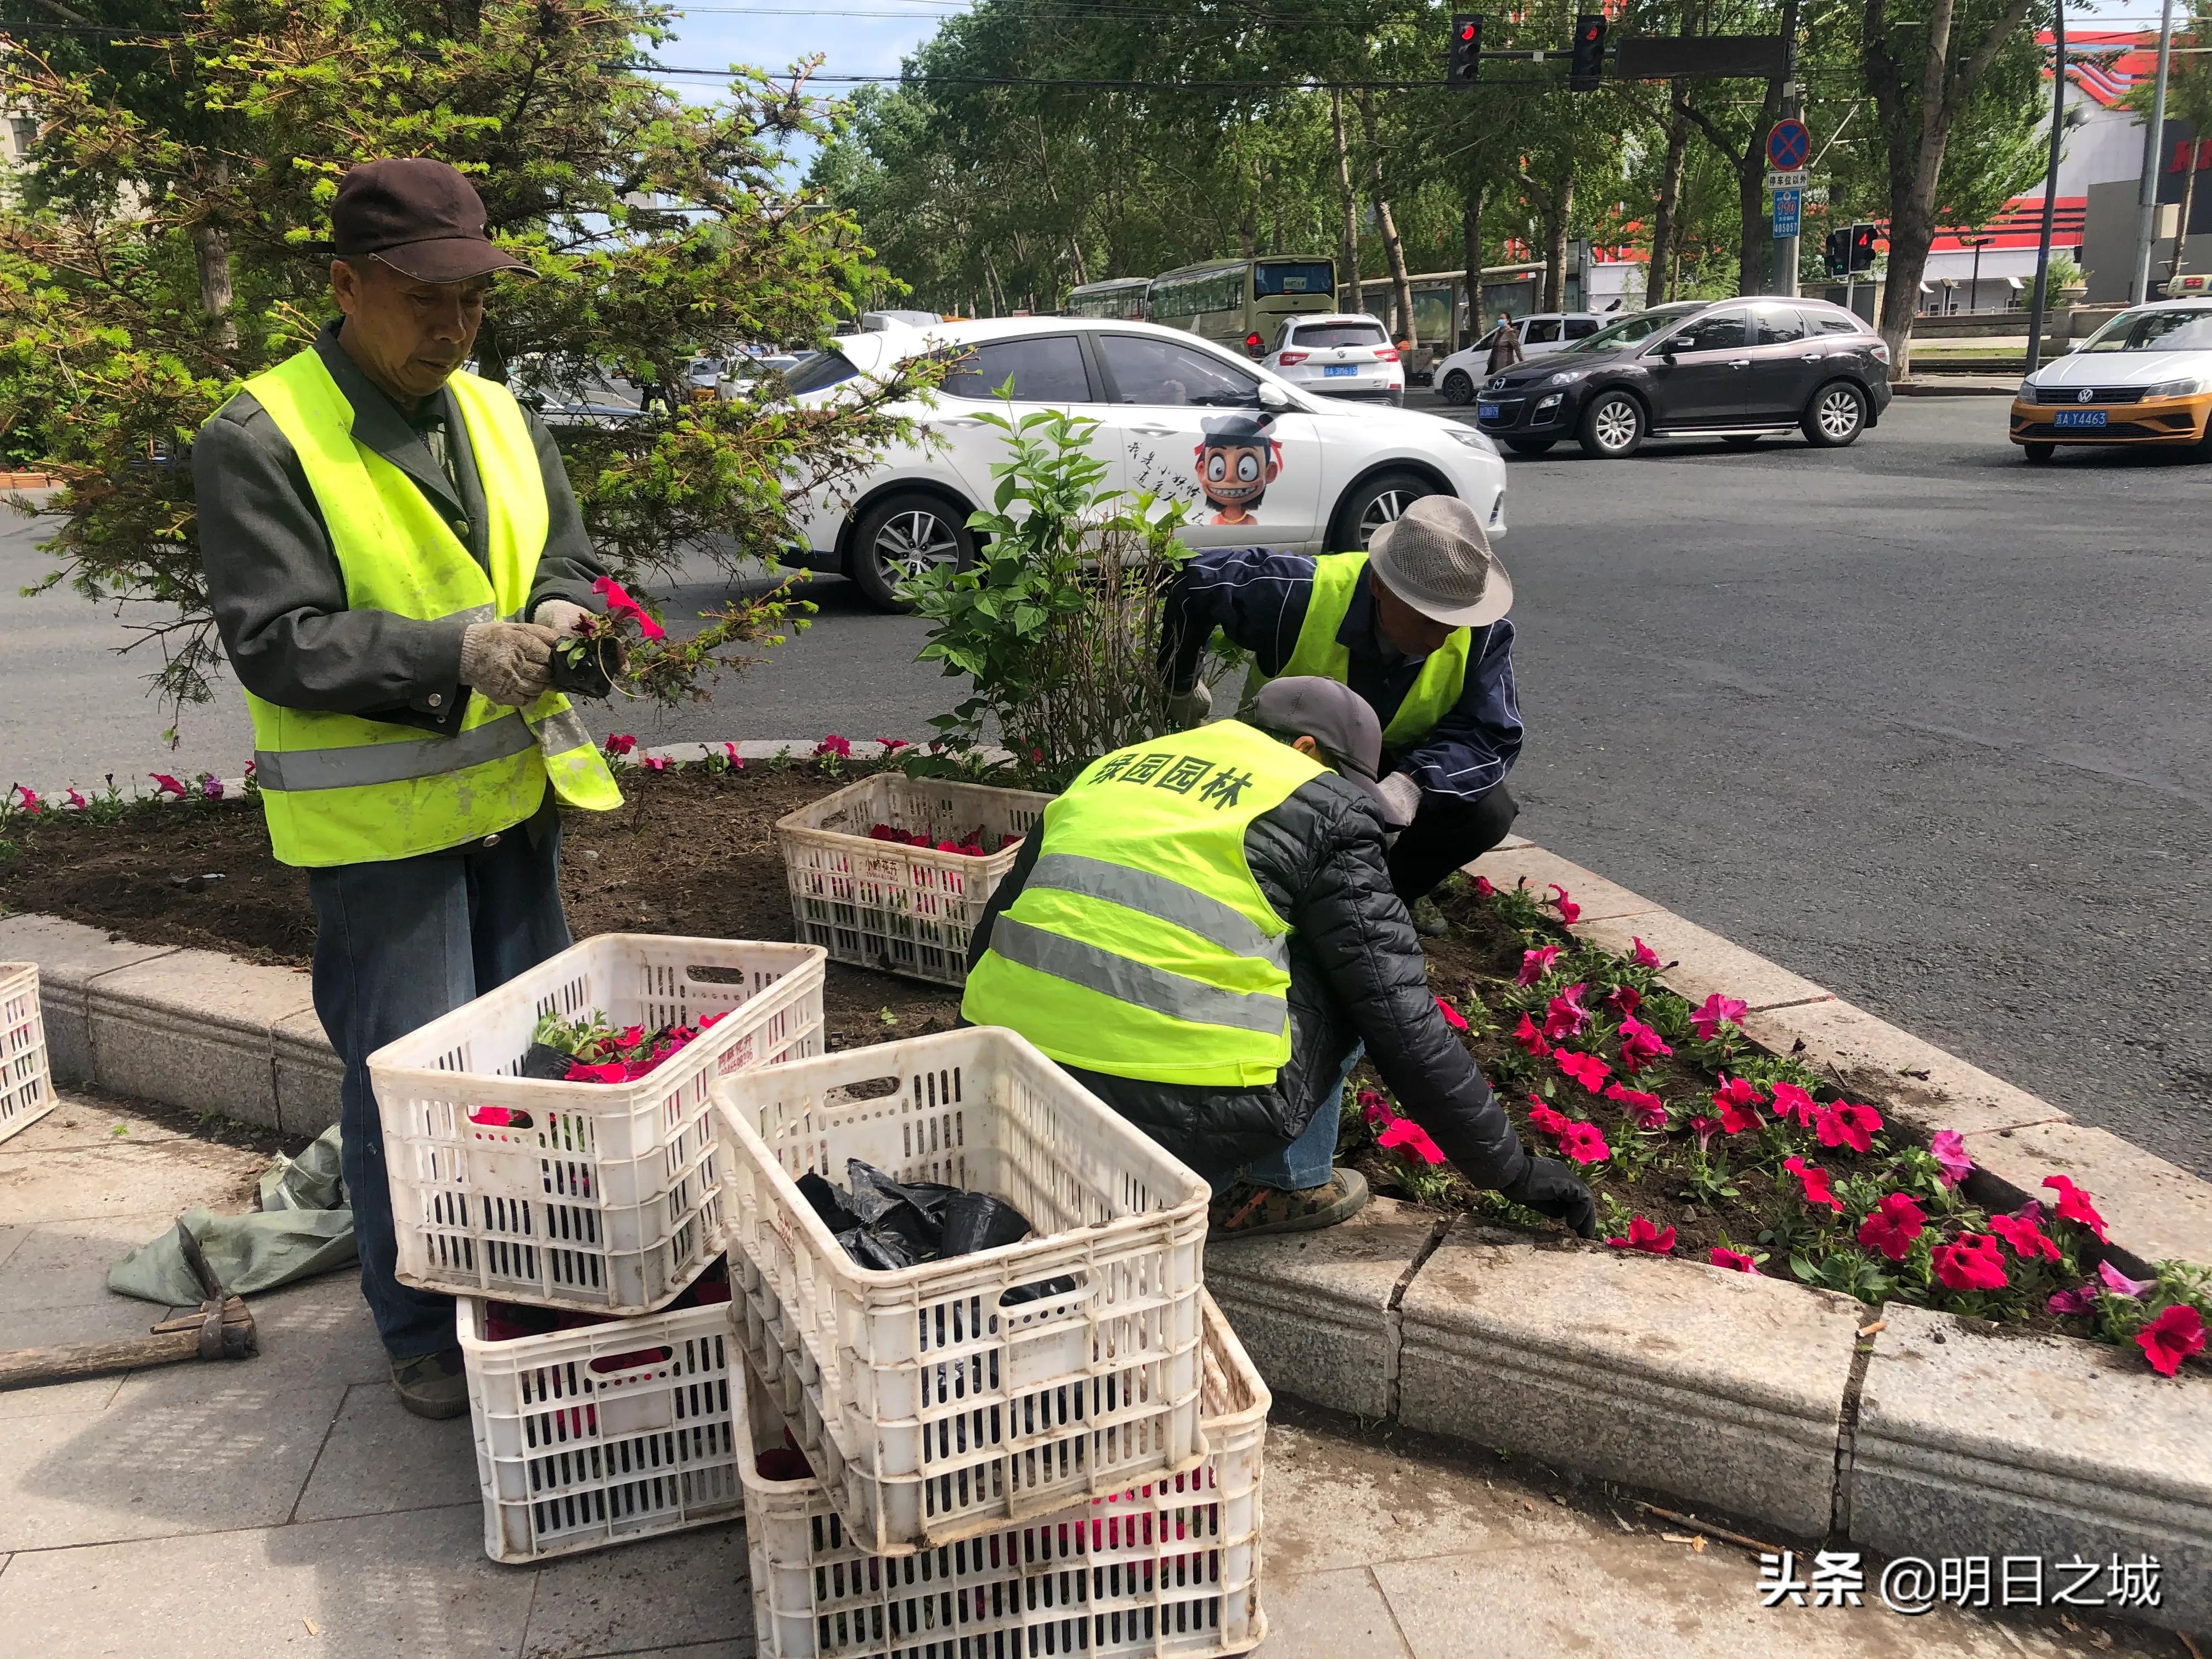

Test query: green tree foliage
[0,0,921,731]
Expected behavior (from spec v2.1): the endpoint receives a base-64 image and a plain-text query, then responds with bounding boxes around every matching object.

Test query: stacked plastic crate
[365,934,827,1564]
[710,1026,1272,1658]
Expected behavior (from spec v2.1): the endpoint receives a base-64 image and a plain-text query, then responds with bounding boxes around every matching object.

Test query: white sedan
[1259,313,1405,405]
[780,317,1506,610]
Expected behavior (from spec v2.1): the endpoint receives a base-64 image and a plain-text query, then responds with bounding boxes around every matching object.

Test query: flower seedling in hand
[551,578,667,701]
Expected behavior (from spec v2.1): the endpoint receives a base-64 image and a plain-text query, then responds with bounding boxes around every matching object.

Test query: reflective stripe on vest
[1257,551,1472,750]
[227,348,622,866]
[960,720,1324,1088]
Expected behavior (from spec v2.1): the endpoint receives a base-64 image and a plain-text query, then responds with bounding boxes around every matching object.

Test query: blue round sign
[1767,119,1810,171]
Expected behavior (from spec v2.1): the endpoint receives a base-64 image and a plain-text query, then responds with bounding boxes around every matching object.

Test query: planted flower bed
[1363,874,2211,1376]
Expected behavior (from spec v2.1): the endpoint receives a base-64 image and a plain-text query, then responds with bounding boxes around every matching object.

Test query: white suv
[1260,313,1405,405]
[780,317,1508,610]
[1434,313,1606,403]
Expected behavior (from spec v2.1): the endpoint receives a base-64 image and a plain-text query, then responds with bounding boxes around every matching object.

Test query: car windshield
[1290,322,1389,349]
[784,350,861,393]
[1255,260,1333,297]
[1561,304,1703,354]
[2079,308,2212,352]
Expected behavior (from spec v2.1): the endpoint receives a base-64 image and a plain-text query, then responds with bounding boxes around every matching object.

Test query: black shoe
[391,1346,471,1420]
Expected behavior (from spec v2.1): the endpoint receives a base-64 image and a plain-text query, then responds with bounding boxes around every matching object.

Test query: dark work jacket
[965,769,1530,1189]
[1159,547,1522,800]
[194,318,607,739]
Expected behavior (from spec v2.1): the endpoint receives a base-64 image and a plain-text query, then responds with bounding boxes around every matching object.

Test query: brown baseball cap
[331,158,531,283]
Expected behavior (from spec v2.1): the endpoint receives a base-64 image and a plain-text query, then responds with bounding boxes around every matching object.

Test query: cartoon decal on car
[1194,413,1284,526]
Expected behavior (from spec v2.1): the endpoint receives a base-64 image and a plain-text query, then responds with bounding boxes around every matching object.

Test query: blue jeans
[308,808,571,1359]
[1233,1042,1365,1194]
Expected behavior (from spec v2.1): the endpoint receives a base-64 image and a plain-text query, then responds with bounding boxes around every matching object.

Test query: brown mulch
[0,763,960,1051]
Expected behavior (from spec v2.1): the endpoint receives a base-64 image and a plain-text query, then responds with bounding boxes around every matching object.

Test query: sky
[650,2,960,103]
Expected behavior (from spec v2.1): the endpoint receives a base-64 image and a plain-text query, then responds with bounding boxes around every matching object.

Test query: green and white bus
[1062,276,1152,320]
[1147,256,1337,356]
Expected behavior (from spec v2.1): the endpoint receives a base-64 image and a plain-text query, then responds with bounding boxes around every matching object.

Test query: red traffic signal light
[1568,13,1606,91]
[1448,14,1483,84]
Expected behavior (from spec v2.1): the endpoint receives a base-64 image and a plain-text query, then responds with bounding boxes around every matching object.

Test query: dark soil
[0,762,961,1051]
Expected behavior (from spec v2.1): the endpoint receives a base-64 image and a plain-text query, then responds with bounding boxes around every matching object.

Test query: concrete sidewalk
[0,1092,2181,1659]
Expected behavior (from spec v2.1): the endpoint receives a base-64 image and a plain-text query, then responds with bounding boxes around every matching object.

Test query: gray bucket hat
[1248,676,1409,827]
[1366,493,1514,629]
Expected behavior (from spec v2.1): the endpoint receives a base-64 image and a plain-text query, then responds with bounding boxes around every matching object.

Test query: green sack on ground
[107,1126,357,1305]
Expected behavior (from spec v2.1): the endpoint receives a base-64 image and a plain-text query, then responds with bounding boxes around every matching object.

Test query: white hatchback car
[1260,313,1405,405]
[781,317,1508,610]
[1432,313,1606,404]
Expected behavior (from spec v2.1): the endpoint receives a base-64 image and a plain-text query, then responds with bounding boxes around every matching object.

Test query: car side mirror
[1257,381,1293,411]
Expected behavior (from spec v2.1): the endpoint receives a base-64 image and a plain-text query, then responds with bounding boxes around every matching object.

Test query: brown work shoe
[392,1346,470,1421]
[1209,1167,1370,1240]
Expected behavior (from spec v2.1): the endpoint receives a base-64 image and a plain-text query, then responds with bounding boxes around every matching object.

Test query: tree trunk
[193,158,235,353]
[475,318,509,389]
[1542,172,1574,312]
[1650,88,1690,307]
[1357,91,1417,345]
[1462,189,1485,346]
[2169,145,2200,282]
[1331,88,1364,314]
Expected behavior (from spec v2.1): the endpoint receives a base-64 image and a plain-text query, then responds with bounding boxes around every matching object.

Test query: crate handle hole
[468,1105,532,1129]
[588,1345,673,1374]
[685,964,751,984]
[825,1075,902,1105]
[999,1269,1090,1311]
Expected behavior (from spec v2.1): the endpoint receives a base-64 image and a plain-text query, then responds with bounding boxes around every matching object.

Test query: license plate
[1478,403,1501,419]
[2053,409,2107,428]
[1324,364,1357,377]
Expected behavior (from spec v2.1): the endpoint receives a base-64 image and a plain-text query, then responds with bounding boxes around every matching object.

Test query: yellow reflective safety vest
[227,348,622,867]
[1256,551,1472,750]
[961,720,1327,1087]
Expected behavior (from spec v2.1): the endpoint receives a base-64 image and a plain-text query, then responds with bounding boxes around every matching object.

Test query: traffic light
[1848,222,1877,273]
[1448,14,1482,86]
[1823,224,1878,275]
[1823,227,1848,272]
[1568,14,1606,91]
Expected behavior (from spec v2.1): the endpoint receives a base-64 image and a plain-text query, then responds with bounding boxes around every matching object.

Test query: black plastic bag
[521,1042,579,1080]
[802,1159,1040,1274]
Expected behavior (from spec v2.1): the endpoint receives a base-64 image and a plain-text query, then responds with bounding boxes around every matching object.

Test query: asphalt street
[3,393,2207,1173]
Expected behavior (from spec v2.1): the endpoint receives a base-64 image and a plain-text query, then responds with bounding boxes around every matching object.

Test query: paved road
[4,394,2207,1174]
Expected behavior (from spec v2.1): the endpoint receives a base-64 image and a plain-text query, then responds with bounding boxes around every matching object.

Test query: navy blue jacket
[1159,548,1522,800]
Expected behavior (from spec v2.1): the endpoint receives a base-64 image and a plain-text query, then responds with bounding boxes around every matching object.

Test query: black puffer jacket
[964,769,1532,1190]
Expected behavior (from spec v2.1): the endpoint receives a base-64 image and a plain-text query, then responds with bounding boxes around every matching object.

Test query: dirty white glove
[1165,680,1213,728]
[460,620,560,708]
[532,598,592,640]
[1376,771,1423,829]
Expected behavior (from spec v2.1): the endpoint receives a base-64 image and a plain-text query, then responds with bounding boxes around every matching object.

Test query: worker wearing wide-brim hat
[193,157,623,1419]
[1159,493,1520,930]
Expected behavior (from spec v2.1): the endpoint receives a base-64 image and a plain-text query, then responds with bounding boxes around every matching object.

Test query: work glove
[459,620,560,708]
[532,598,592,639]
[1165,679,1213,729]
[1376,771,1423,830]
[1500,1155,1599,1239]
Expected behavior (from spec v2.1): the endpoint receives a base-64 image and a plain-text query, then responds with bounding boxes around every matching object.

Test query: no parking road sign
[1767,118,1810,173]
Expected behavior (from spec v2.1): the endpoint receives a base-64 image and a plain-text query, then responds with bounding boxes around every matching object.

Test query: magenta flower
[1783,1155,1845,1215]
[64,787,87,810]
[1607,1214,1675,1255]
[641,754,672,771]
[1378,1116,1447,1166]
[1932,1234,2009,1293]
[1607,983,1642,1019]
[1928,1129,1972,1187]
[1605,1082,1668,1131]
[1511,1013,1552,1059]
[1688,1114,1722,1156]
[1689,993,1748,1042]
[2097,1260,2154,1298]
[1358,1089,1395,1131]
[603,733,637,757]
[1630,936,1661,968]
[1541,984,1592,1041]
[1547,883,1581,924]
[1557,1120,1611,1166]
[1769,1080,1820,1130]
[1525,1099,1572,1139]
[1516,945,1561,986]
[9,783,40,814]
[1556,1049,1612,1093]
[1856,1192,1927,1262]
[150,772,188,797]
[722,741,744,768]
[1814,1101,1883,1155]
[1473,874,1496,899]
[1713,1075,1764,1136]
[877,737,910,753]
[1617,1016,1672,1071]
[592,575,668,641]
[1987,1212,2062,1263]
[1434,995,1469,1032]
[1709,1246,1757,1273]
[2137,1305,2205,1376]
[2047,1285,2098,1316]
[815,733,854,759]
[200,774,224,800]
[2042,1176,2111,1243]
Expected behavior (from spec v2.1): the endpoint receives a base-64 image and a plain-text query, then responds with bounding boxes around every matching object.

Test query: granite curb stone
[87,949,315,1130]
[1397,1238,1864,1538]
[0,913,179,1085]
[1850,1302,2211,1633]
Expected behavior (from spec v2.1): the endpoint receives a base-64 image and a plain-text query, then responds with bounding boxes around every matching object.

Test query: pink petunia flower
[1434,996,1469,1032]
[2098,1260,2154,1298]
[1856,1192,1927,1262]
[1689,992,1748,1043]
[1607,1214,1675,1255]
[1472,875,1496,899]
[1783,1155,1845,1215]
[2042,1176,2111,1243]
[1688,1114,1722,1156]
[1378,1116,1447,1166]
[603,733,637,757]
[1617,1016,1672,1071]
[1607,984,1642,1019]
[1987,1212,2062,1263]
[1547,883,1581,925]
[200,775,224,800]
[1932,1234,2010,1293]
[1557,1120,1611,1166]
[592,575,668,641]
[1709,1246,1757,1273]
[150,772,188,797]
[878,737,910,753]
[1929,1130,1972,1187]
[564,1059,631,1084]
[1541,984,1592,1041]
[9,784,40,814]
[723,741,744,768]
[1630,936,1662,968]
[1358,1089,1395,1131]
[1516,945,1561,986]
[641,754,671,771]
[2137,1305,2205,1376]
[1605,1083,1669,1132]
[815,734,854,760]
[1556,1050,1612,1093]
[1513,1013,1553,1059]
[2046,1285,2098,1316]
[64,787,87,810]
[1768,1080,1820,1130]
[1525,1098,1572,1139]
[1814,1101,1883,1155]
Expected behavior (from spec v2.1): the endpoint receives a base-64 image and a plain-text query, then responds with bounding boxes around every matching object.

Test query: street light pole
[2025,0,2067,377]
[2133,0,2177,304]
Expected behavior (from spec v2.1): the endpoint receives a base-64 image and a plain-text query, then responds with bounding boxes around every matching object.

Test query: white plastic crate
[775,775,1049,986]
[0,963,54,1147]
[739,1289,1268,1659]
[369,935,826,1314]
[712,1027,1212,1554]
[458,1285,744,1563]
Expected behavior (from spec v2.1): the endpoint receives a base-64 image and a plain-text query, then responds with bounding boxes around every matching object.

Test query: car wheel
[1722,433,1762,449]
[2022,442,2057,464]
[1578,391,1645,459]
[847,489,974,612]
[1389,388,1405,408]
[1440,370,1474,405]
[1328,469,1440,552]
[1504,439,1556,456]
[1803,381,1867,448]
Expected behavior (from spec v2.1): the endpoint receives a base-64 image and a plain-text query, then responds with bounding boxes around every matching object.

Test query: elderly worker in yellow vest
[1156,495,1520,933]
[194,159,622,1419]
[961,676,1595,1243]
